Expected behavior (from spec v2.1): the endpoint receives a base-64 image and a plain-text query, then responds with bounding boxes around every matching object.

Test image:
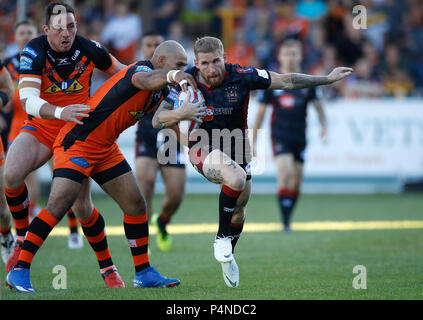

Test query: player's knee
[226,171,247,191]
[126,194,147,215]
[72,201,94,220]
[167,187,185,205]
[3,165,24,189]
[139,177,155,195]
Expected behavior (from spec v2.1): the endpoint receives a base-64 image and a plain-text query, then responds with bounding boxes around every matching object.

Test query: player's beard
[204,69,225,88]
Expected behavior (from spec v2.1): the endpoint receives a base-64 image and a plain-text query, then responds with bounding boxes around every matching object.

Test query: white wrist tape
[54,107,64,119]
[166,70,180,83]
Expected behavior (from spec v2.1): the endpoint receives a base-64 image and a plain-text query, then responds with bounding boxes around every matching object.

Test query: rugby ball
[174,86,205,135]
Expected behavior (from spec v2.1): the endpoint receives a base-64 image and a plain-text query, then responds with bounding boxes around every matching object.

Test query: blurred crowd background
[1,0,423,100]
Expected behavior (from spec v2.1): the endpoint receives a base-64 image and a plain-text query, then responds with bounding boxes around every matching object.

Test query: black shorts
[271,135,306,163]
[188,143,252,181]
[136,125,185,168]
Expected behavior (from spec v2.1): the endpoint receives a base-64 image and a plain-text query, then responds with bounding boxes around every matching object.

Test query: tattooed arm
[268,67,353,90]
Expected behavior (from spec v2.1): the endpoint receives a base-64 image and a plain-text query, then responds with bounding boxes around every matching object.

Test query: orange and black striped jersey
[19,34,114,132]
[3,53,20,84]
[4,53,27,138]
[57,60,169,150]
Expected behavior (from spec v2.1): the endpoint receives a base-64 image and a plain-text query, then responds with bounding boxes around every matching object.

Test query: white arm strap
[19,86,46,118]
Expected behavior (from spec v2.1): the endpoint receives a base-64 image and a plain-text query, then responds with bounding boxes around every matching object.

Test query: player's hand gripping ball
[174,86,205,135]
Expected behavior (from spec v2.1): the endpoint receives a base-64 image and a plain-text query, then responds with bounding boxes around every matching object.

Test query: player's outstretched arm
[132,69,197,91]
[152,91,206,129]
[0,68,14,109]
[19,80,90,124]
[268,67,353,90]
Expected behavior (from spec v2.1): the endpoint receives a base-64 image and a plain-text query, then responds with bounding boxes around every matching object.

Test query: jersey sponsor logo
[22,46,38,59]
[213,107,233,116]
[91,40,102,48]
[167,89,178,103]
[256,69,269,79]
[20,56,33,70]
[44,79,84,94]
[278,93,295,109]
[71,49,80,60]
[57,57,71,66]
[129,110,145,120]
[135,65,152,73]
[70,157,89,168]
[236,66,253,73]
[203,106,214,121]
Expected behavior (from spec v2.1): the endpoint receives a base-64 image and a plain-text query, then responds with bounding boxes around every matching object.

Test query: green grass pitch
[1,193,422,300]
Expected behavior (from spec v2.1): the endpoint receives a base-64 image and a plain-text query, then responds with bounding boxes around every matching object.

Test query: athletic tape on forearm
[19,87,45,118]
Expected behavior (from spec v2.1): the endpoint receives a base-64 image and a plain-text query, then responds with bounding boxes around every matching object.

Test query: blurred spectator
[272,1,310,43]
[225,29,255,67]
[360,0,389,53]
[342,58,384,99]
[403,0,423,92]
[153,0,182,37]
[333,14,365,67]
[100,0,142,64]
[180,0,222,39]
[379,44,414,98]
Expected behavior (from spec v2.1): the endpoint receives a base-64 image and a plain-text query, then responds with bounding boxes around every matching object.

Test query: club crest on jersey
[225,87,238,103]
[236,66,253,73]
[45,66,56,77]
[75,61,86,73]
[44,79,83,94]
[129,111,145,120]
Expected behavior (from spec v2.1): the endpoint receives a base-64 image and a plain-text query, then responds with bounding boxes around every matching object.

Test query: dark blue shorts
[271,135,306,163]
[136,126,185,168]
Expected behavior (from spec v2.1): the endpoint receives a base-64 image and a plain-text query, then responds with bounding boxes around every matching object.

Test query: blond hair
[193,36,224,58]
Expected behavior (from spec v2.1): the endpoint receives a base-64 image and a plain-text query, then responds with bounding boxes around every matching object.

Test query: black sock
[230,219,245,253]
[277,188,298,228]
[157,214,170,236]
[217,185,243,238]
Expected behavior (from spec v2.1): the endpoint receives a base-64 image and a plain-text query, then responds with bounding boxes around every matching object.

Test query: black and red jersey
[258,87,319,142]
